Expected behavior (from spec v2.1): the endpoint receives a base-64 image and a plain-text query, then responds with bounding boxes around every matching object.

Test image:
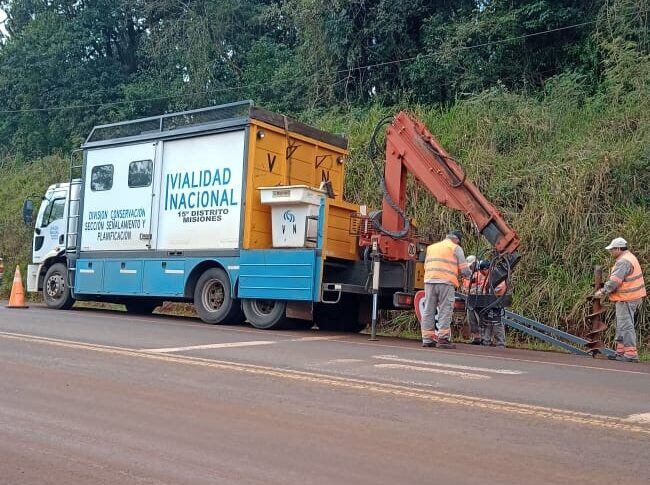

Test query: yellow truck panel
[242,114,360,261]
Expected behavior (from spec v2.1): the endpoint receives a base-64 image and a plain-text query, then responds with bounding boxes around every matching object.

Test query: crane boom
[357,111,520,283]
[384,112,519,252]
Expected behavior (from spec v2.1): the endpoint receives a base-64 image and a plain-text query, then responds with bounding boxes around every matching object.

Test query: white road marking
[1,330,649,434]
[8,306,649,377]
[293,336,340,342]
[144,340,276,353]
[142,336,339,353]
[375,363,490,380]
[625,413,650,423]
[373,354,524,375]
[335,338,650,375]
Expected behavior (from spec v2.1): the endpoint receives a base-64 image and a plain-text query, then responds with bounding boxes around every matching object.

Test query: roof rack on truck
[84,100,347,150]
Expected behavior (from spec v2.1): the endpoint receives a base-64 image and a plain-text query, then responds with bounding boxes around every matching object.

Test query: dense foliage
[0,0,647,348]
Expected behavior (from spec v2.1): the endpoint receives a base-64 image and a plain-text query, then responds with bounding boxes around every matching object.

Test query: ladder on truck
[65,149,84,287]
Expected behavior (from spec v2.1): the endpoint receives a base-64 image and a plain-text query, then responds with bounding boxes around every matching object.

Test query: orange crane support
[359,111,520,284]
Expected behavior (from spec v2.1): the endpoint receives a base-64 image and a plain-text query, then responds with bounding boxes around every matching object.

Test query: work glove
[593,289,605,299]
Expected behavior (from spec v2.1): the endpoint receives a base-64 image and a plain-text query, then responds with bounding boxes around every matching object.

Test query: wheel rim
[251,299,276,317]
[46,272,65,300]
[201,279,225,313]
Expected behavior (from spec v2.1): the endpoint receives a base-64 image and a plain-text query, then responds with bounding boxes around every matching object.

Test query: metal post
[369,238,381,341]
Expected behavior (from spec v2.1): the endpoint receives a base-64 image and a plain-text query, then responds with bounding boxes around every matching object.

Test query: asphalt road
[1,304,648,485]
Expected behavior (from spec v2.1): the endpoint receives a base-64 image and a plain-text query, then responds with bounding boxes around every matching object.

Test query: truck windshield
[41,198,65,227]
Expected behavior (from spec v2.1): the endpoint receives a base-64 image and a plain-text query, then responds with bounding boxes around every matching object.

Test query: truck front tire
[43,263,75,310]
[242,299,287,329]
[194,268,244,324]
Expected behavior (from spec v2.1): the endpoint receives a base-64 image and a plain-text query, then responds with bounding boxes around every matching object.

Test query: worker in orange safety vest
[461,255,482,344]
[594,237,646,362]
[475,260,507,347]
[462,258,508,345]
[421,230,472,349]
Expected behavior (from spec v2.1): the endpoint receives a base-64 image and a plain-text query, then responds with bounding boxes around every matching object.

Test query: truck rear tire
[43,263,75,310]
[124,300,160,315]
[242,299,287,329]
[194,268,244,325]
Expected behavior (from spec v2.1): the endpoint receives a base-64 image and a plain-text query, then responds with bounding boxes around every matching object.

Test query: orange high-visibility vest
[462,272,484,295]
[609,251,646,302]
[424,239,461,287]
[476,271,506,296]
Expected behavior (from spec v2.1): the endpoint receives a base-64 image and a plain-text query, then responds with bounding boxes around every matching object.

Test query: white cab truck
[24,101,419,329]
[25,181,80,309]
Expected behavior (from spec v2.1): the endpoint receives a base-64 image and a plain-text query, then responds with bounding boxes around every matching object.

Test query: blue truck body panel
[237,249,320,301]
[74,250,321,301]
[75,256,240,297]
[142,260,186,296]
[75,260,104,293]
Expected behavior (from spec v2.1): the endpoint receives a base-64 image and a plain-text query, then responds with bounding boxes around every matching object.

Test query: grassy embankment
[1,48,647,353]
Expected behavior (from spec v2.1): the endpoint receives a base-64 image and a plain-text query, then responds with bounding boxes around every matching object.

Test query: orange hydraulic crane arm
[381,111,520,256]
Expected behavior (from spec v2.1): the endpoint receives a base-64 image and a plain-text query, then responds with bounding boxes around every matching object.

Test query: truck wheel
[315,295,366,333]
[194,268,244,324]
[242,299,287,329]
[43,263,75,310]
[124,300,160,315]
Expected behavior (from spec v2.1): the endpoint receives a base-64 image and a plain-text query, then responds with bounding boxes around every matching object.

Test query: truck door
[33,195,67,264]
[81,142,157,252]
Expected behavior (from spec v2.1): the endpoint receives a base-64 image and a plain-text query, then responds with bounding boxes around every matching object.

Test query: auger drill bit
[585,266,607,356]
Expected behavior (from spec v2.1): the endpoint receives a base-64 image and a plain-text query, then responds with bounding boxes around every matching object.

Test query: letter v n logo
[267,154,277,173]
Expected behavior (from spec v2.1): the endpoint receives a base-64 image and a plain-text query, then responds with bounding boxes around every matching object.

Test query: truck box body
[71,101,361,304]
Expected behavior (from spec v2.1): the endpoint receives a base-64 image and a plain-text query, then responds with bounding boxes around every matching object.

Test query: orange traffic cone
[6,266,28,309]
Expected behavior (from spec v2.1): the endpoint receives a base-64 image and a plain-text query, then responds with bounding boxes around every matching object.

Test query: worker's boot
[422,340,437,348]
[437,337,456,349]
[615,355,639,363]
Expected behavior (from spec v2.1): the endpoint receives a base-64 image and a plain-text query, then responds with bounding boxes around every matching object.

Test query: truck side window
[91,164,114,191]
[128,160,153,188]
[42,198,65,227]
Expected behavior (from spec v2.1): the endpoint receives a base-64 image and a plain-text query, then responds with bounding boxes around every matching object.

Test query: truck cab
[25,181,80,308]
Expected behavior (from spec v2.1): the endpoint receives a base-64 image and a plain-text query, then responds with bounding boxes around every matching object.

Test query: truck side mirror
[22,199,34,226]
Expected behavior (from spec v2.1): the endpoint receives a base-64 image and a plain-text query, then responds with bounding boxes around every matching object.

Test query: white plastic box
[259,185,325,248]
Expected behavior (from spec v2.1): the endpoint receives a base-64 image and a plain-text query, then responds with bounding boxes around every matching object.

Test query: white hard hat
[605,237,628,250]
[466,255,477,265]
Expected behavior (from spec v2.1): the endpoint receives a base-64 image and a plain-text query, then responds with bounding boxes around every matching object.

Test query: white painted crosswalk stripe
[373,354,524,375]
[374,363,490,380]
